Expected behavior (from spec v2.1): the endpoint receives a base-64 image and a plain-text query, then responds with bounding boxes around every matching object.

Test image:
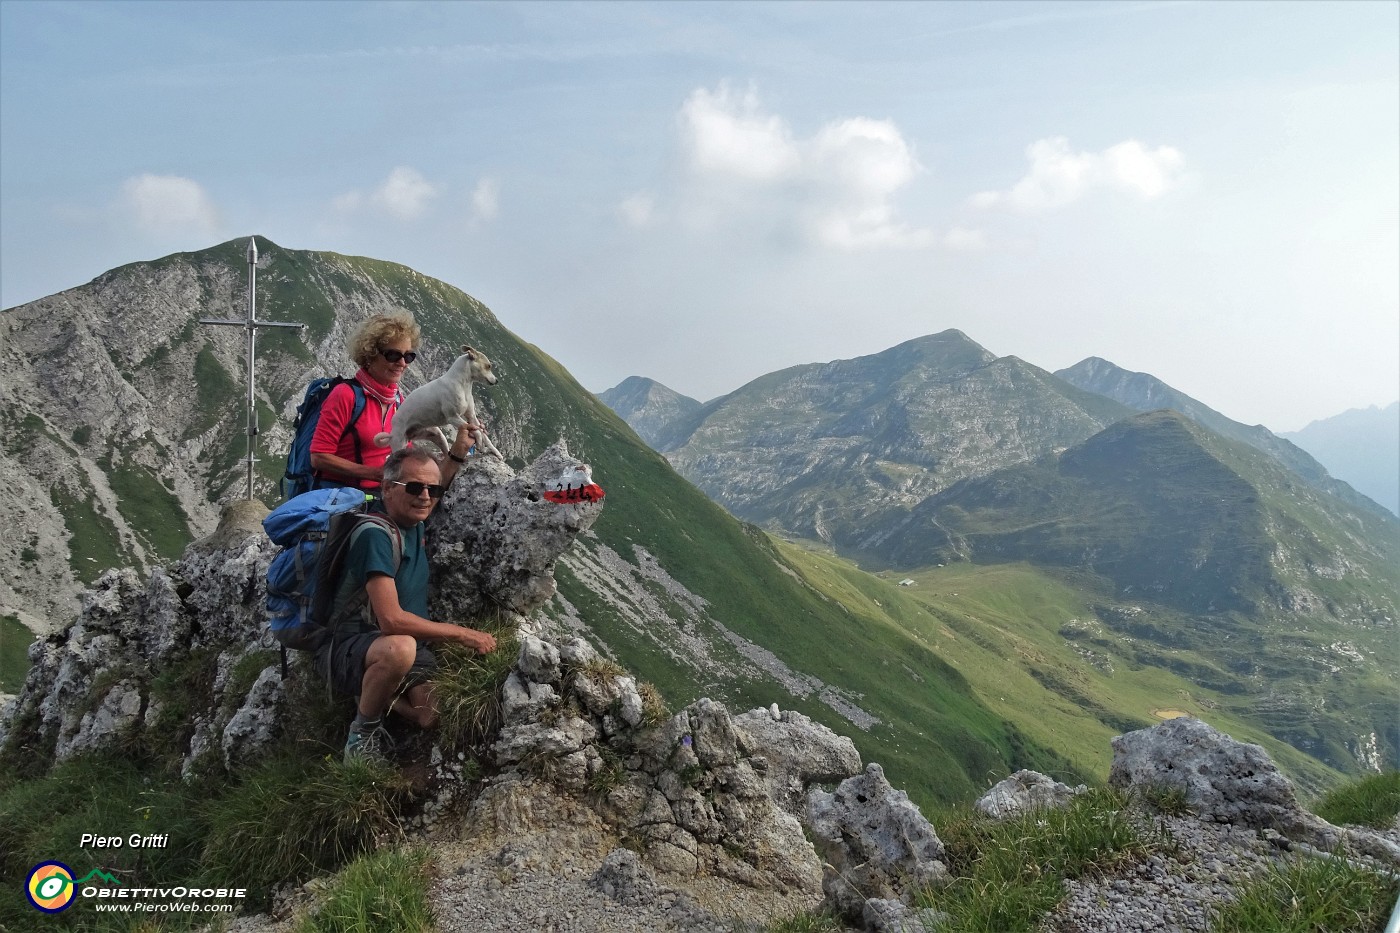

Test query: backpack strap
[342,378,368,464]
[346,514,405,631]
[350,513,404,574]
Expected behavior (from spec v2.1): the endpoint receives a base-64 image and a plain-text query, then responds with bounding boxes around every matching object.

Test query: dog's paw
[373,432,392,448]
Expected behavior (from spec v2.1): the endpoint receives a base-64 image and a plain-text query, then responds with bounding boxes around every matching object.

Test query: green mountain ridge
[1056,356,1393,522]
[864,409,1399,775]
[876,410,1399,616]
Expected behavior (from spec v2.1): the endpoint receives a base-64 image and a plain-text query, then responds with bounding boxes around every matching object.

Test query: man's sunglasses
[380,348,418,364]
[390,480,444,499]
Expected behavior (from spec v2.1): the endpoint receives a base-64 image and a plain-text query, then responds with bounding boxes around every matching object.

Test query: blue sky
[2,0,1396,431]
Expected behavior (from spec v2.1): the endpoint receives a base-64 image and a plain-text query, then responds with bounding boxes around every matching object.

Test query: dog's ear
[461,344,475,359]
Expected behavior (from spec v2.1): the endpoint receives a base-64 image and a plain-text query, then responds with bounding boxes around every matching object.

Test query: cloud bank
[973,136,1184,211]
[636,83,934,250]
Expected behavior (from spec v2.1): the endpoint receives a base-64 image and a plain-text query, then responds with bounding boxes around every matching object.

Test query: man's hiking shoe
[343,724,393,765]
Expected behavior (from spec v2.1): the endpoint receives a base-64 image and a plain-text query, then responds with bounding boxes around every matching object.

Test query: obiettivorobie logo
[25,859,247,916]
[25,862,122,913]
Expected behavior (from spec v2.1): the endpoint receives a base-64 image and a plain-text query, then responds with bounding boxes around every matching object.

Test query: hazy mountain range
[1282,402,1399,517]
[3,237,1395,802]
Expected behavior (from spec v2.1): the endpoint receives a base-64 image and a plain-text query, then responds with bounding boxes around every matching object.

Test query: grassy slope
[1,615,34,694]
[775,546,1351,796]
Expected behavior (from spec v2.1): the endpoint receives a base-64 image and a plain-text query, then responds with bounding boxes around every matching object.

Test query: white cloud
[331,166,439,221]
[618,192,655,228]
[672,83,933,250]
[679,84,800,181]
[472,177,499,221]
[973,136,1184,211]
[371,166,438,220]
[119,174,219,233]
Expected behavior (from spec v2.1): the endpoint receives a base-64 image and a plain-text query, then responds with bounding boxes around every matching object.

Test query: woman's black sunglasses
[380,348,418,364]
[390,480,444,499]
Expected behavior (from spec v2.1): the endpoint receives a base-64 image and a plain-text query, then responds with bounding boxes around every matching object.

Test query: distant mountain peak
[597,377,701,449]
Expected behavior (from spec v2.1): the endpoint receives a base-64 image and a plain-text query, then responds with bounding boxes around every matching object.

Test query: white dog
[374,345,503,458]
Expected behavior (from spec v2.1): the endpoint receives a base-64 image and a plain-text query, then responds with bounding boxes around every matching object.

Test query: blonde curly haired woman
[309,311,476,491]
[304,310,427,493]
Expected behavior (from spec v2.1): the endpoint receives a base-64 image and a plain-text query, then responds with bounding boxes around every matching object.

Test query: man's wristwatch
[449,452,468,464]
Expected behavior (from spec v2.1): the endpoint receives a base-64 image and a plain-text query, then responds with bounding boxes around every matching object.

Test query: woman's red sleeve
[309,383,355,455]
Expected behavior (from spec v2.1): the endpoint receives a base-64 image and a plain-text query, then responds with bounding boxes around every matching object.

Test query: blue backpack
[281,376,369,500]
[264,487,403,651]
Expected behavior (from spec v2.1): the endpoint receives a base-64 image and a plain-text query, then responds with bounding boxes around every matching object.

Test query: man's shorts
[313,631,438,699]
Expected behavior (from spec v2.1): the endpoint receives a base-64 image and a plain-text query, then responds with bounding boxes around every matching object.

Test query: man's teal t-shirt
[328,511,428,636]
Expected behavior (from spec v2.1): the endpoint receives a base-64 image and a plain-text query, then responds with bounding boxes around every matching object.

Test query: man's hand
[457,627,497,655]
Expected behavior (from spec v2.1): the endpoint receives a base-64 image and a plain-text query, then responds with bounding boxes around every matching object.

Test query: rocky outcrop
[0,437,923,930]
[1110,717,1400,867]
[477,630,857,896]
[0,443,602,775]
[806,763,949,927]
[1110,717,1309,832]
[427,445,604,621]
[975,769,1087,820]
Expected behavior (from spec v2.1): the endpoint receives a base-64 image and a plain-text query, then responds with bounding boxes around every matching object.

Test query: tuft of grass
[429,626,518,752]
[145,648,219,771]
[1312,771,1400,830]
[637,680,671,728]
[579,656,627,679]
[587,746,626,795]
[1139,782,1193,816]
[763,908,847,932]
[1210,853,1399,933]
[296,847,435,933]
[920,788,1157,933]
[201,752,410,906]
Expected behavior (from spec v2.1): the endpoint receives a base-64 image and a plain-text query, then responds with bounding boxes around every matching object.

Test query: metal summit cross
[200,238,304,500]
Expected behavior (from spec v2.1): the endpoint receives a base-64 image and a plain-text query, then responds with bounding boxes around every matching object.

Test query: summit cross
[200,238,304,500]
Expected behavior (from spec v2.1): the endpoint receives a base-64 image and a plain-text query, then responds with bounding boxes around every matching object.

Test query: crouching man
[316,445,498,762]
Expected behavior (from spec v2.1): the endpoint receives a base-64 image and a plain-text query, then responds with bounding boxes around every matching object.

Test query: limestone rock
[589,847,660,905]
[516,634,561,685]
[1110,716,1400,866]
[57,678,142,760]
[220,665,285,772]
[806,763,949,924]
[0,445,602,782]
[1109,717,1307,832]
[427,443,604,621]
[975,769,1087,820]
[734,706,862,814]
